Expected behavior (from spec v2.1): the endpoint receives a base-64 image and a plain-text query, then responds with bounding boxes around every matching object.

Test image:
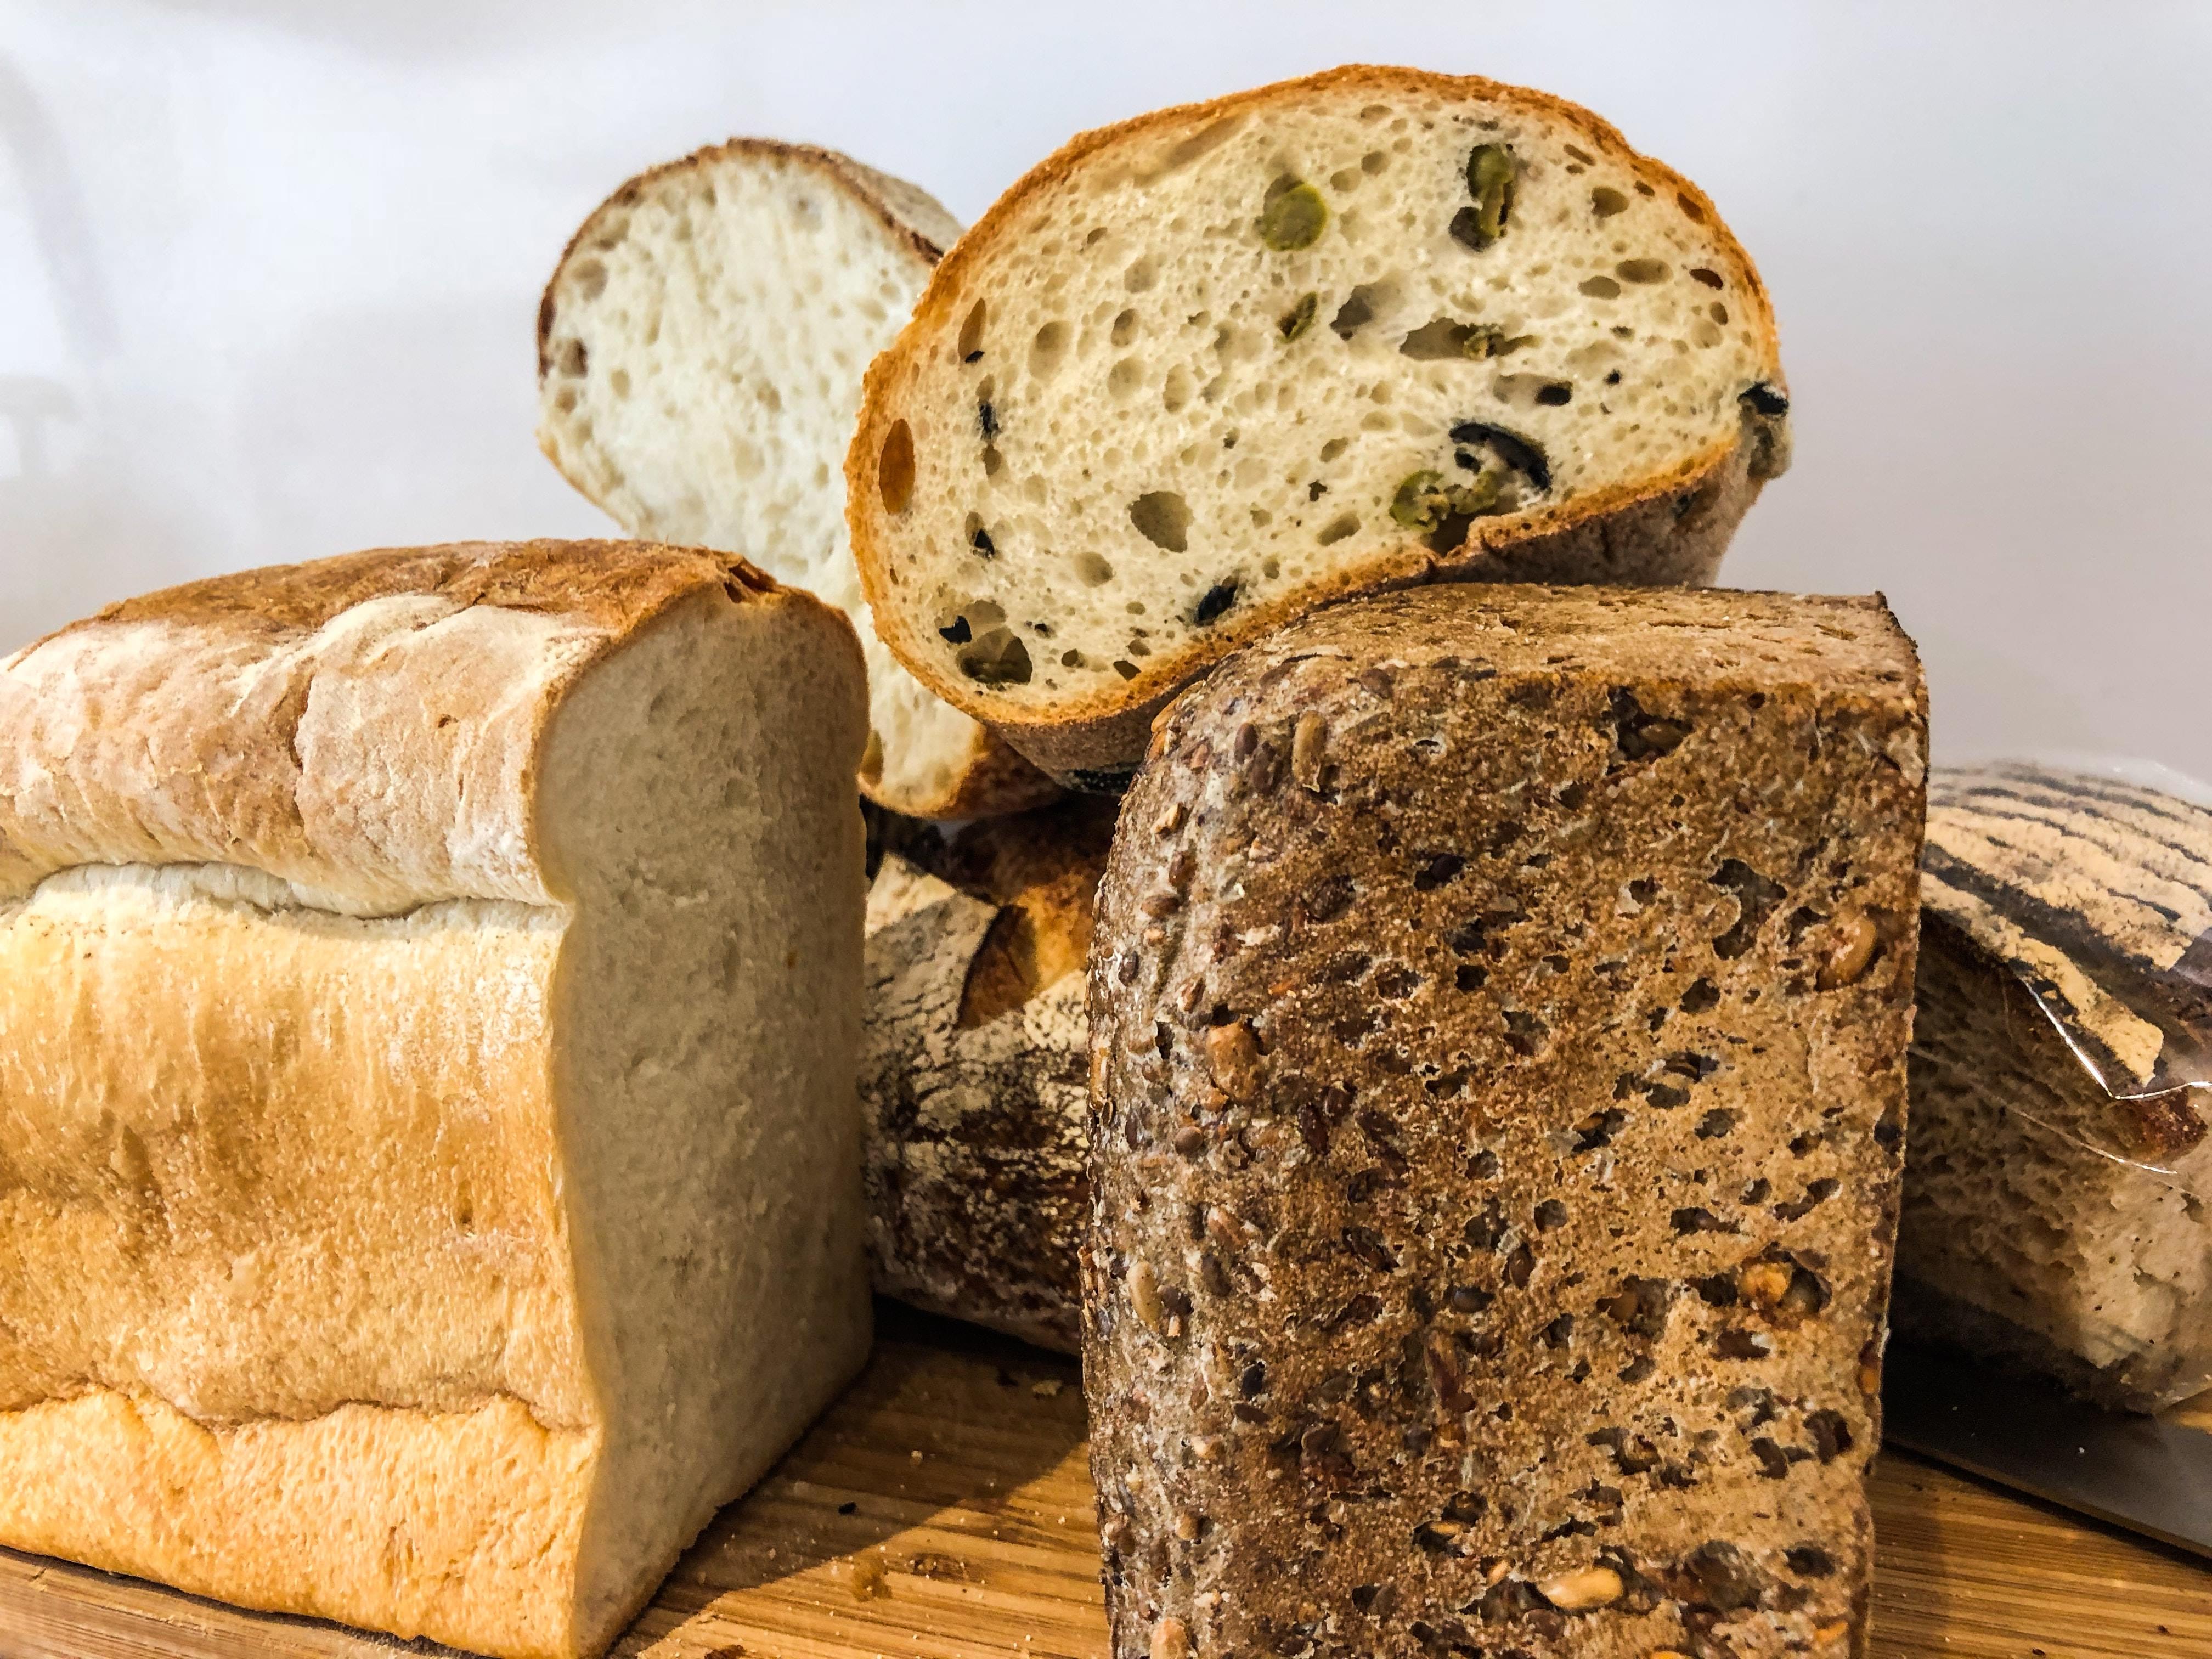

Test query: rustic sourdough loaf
[539,139,1056,819]
[0,542,873,1659]
[1085,585,1924,1659]
[849,66,1791,788]
[1898,763,2212,1411]
[863,798,1114,1352]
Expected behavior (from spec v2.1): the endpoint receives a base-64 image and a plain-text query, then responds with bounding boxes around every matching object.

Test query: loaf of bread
[862,799,1114,1351]
[1085,585,1924,1659]
[0,543,874,1659]
[1898,762,2212,1411]
[539,139,1057,819]
[849,66,1791,789]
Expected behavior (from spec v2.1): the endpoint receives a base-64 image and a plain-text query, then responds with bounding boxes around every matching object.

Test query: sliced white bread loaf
[848,66,1791,787]
[0,543,873,1659]
[539,140,1058,819]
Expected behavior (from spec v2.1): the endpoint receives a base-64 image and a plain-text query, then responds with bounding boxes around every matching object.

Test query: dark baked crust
[1920,763,2212,1148]
[861,799,1118,1351]
[1084,584,1924,1659]
[945,438,1766,789]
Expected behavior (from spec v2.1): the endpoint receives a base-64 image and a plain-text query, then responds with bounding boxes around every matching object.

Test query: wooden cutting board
[2,1308,2208,1659]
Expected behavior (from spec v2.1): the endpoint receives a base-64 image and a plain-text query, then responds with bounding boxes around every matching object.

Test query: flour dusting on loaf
[1899,762,2212,1410]
[862,798,1114,1351]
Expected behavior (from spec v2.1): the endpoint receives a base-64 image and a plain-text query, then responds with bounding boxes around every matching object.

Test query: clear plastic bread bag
[1900,755,2212,1410]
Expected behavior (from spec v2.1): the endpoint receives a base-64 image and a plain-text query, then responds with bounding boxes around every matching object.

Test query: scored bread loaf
[1085,585,1925,1659]
[849,65,1791,788]
[1897,762,2212,1410]
[862,798,1115,1352]
[0,543,873,1659]
[539,139,1057,819]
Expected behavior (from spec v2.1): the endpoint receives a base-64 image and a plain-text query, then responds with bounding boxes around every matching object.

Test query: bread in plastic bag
[1896,759,2212,1410]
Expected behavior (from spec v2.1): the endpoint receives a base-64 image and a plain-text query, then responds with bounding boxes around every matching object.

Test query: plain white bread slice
[848,65,1791,787]
[0,542,872,1659]
[538,139,1058,819]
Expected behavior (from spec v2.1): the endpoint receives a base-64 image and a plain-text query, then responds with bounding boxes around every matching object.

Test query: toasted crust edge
[847,64,1787,765]
[885,720,1066,820]
[931,436,1765,786]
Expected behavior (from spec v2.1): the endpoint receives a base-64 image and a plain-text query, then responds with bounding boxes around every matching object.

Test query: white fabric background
[3,2,2207,775]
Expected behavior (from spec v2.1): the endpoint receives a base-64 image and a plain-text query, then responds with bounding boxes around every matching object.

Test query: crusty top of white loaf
[0,540,855,912]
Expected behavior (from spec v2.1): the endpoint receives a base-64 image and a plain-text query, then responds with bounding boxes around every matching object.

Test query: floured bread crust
[1899,764,2212,1410]
[861,799,1115,1350]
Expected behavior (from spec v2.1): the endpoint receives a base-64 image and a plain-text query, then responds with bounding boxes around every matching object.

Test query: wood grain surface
[1,1307,2207,1659]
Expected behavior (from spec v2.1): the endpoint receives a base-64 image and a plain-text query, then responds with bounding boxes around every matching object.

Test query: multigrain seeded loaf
[862,798,1115,1351]
[849,65,1791,789]
[1897,762,2212,1411]
[0,543,873,1659]
[539,139,1057,819]
[1084,585,1925,1659]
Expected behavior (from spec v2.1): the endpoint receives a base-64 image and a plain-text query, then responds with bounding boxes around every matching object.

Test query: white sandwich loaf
[0,541,873,1659]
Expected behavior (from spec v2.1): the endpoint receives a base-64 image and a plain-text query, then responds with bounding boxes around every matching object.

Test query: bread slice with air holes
[539,139,1059,819]
[848,65,1792,791]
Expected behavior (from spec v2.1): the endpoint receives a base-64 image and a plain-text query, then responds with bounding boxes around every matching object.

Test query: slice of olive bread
[849,65,1791,788]
[1085,585,1925,1659]
[540,139,1058,819]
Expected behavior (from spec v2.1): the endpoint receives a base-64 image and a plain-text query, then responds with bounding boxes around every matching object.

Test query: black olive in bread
[850,66,1791,788]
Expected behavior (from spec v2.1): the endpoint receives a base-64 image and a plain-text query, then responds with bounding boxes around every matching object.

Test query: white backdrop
[4,2,2208,776]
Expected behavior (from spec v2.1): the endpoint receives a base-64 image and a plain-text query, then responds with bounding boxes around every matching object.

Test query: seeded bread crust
[1084,585,1924,1659]
[861,799,1115,1351]
[538,140,1058,820]
[849,65,1788,788]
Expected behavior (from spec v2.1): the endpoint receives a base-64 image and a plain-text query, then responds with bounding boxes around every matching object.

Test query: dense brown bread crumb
[1085,585,1924,1659]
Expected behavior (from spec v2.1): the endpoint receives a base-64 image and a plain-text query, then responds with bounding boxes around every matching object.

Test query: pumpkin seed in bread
[849,66,1791,789]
